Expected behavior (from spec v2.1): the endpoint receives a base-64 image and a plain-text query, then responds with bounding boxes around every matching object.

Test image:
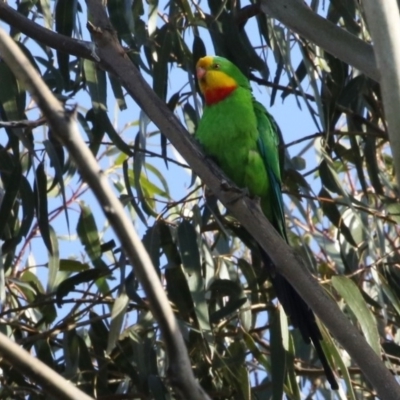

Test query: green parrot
[195,55,338,390]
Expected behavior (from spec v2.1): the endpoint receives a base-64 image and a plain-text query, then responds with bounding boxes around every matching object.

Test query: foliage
[0,0,397,399]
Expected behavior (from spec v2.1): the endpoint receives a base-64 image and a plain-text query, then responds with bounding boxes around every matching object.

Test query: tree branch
[260,0,379,82]
[80,1,400,398]
[0,333,94,399]
[362,0,400,189]
[0,116,46,129]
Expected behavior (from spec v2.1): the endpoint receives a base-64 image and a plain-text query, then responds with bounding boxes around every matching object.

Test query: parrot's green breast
[196,87,272,222]
[195,87,270,203]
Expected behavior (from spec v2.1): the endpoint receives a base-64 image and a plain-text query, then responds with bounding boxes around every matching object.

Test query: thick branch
[0,334,94,399]
[81,2,400,398]
[260,0,379,82]
[362,0,400,189]
[0,26,210,400]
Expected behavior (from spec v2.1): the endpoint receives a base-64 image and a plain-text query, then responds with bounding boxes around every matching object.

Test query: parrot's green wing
[253,100,288,242]
[253,100,339,389]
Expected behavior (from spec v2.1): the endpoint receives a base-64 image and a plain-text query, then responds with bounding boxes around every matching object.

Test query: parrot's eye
[212,63,220,70]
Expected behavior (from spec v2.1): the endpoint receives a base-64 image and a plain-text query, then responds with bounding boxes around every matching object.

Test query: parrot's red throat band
[204,86,237,105]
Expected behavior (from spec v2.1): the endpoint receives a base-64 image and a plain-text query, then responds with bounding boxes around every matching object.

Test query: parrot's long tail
[260,248,338,390]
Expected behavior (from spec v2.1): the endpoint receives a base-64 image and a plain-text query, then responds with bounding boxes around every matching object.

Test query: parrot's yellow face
[196,56,238,105]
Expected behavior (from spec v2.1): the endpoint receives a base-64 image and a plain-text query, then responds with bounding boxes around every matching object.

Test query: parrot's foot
[220,180,250,204]
[220,179,242,193]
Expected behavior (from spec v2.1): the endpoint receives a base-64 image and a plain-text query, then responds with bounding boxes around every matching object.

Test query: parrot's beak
[196,67,207,80]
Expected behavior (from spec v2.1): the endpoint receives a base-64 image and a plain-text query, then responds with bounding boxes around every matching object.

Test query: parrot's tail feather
[259,248,338,390]
[311,332,339,390]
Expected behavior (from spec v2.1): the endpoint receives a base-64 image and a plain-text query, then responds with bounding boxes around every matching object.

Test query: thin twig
[0,116,46,129]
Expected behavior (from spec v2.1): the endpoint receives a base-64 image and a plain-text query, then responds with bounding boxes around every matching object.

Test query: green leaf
[152,24,173,101]
[20,270,45,296]
[332,276,380,355]
[18,0,37,16]
[145,163,170,198]
[35,339,56,370]
[177,219,201,275]
[122,158,148,226]
[140,173,168,198]
[36,55,65,94]
[18,176,34,240]
[59,259,90,272]
[386,201,400,224]
[347,135,368,193]
[34,162,52,254]
[0,250,5,306]
[319,159,343,195]
[147,0,158,37]
[383,342,400,361]
[107,292,129,354]
[0,153,21,240]
[47,225,59,293]
[132,112,158,217]
[0,60,25,120]
[101,109,132,155]
[89,311,109,355]
[243,330,271,371]
[108,73,127,110]
[183,102,198,135]
[234,365,251,400]
[38,0,52,29]
[55,0,76,89]
[329,0,360,35]
[47,128,65,184]
[125,270,146,305]
[128,323,158,382]
[83,59,107,111]
[76,334,95,375]
[270,308,286,400]
[210,296,247,323]
[108,0,137,46]
[142,224,161,274]
[209,279,248,323]
[56,269,110,306]
[380,273,400,318]
[222,341,250,400]
[192,35,206,67]
[0,60,27,152]
[319,188,356,247]
[148,375,167,400]
[43,138,70,231]
[76,203,108,270]
[365,136,384,195]
[177,220,211,334]
[165,263,193,320]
